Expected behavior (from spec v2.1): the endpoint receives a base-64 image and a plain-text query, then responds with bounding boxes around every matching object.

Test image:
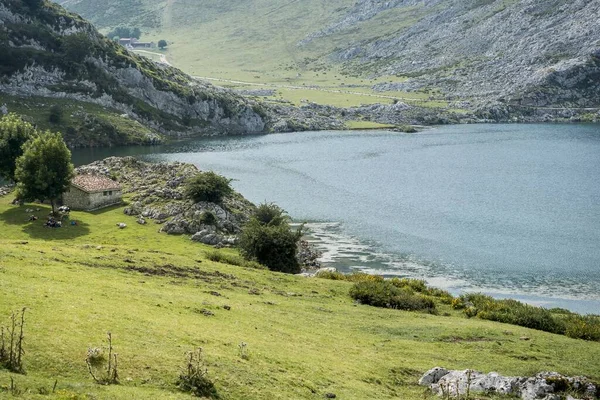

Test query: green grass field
[1,193,599,399]
[94,0,456,110]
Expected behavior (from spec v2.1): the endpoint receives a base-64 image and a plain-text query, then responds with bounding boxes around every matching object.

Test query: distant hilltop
[58,0,600,109]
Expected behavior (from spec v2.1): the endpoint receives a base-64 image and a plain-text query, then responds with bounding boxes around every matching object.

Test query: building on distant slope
[118,38,155,49]
[62,175,122,211]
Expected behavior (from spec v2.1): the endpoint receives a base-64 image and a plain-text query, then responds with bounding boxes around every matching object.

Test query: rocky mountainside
[313,0,600,109]
[0,0,268,145]
[59,0,600,111]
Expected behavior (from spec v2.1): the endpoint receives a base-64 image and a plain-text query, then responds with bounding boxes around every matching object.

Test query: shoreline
[302,221,600,315]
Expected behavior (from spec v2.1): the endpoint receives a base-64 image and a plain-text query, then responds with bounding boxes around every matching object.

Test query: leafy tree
[239,203,302,274]
[158,40,168,50]
[0,113,36,182]
[254,202,289,226]
[14,132,74,213]
[184,171,233,204]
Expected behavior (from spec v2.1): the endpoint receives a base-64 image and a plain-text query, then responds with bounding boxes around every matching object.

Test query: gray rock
[418,367,449,386]
[421,368,598,400]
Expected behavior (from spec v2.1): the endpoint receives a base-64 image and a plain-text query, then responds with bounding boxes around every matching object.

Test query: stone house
[62,174,122,211]
[118,38,155,48]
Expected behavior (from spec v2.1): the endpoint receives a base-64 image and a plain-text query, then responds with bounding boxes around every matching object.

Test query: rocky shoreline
[268,101,599,134]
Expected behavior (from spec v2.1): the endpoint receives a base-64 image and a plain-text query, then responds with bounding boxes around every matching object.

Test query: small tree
[239,203,302,274]
[48,105,63,124]
[184,171,233,204]
[0,113,36,182]
[158,39,168,50]
[254,202,289,226]
[14,132,74,213]
[63,33,93,63]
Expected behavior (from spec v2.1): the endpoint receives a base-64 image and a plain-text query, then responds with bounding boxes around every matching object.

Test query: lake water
[73,124,600,314]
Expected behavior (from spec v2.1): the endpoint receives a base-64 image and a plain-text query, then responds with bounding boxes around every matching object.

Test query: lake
[73,124,600,314]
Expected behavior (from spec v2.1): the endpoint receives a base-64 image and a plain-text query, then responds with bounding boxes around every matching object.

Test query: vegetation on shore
[316,271,600,343]
[1,186,600,398]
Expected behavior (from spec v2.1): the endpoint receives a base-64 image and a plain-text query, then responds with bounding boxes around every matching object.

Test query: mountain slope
[59,0,600,109]
[0,0,268,146]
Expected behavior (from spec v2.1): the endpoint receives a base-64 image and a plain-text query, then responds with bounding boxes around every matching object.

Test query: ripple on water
[304,222,600,314]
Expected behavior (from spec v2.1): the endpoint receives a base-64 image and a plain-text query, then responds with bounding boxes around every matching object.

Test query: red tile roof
[71,174,121,193]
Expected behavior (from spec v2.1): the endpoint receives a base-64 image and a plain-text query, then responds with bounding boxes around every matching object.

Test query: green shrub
[199,211,217,226]
[349,281,436,312]
[205,250,266,270]
[184,172,233,204]
[390,278,426,292]
[461,294,565,334]
[345,273,385,283]
[456,293,600,341]
[239,205,302,274]
[451,297,466,310]
[563,315,600,341]
[48,105,63,124]
[316,271,385,283]
[464,306,478,318]
[254,203,289,226]
[314,270,347,280]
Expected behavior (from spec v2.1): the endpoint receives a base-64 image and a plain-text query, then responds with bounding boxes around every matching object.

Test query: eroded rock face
[76,157,255,247]
[419,368,598,400]
[0,1,268,140]
[299,0,600,108]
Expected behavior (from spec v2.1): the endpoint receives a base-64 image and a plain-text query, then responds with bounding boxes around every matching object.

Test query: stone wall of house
[88,190,122,210]
[62,186,90,210]
[62,186,122,210]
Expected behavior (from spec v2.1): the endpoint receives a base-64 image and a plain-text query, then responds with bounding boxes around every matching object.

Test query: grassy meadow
[105,0,457,110]
[1,193,599,399]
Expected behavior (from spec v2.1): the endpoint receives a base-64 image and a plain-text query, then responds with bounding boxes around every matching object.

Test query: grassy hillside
[1,190,600,399]
[60,0,600,110]
[0,94,161,148]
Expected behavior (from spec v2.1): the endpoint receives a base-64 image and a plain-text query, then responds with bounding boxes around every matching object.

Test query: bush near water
[317,272,600,342]
[452,293,600,341]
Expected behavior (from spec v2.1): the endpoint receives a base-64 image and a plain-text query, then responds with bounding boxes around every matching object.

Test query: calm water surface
[73,124,600,313]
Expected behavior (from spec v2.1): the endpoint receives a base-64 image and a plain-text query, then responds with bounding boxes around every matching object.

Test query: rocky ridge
[270,100,600,131]
[419,367,599,400]
[75,157,254,246]
[0,0,268,144]
[300,0,600,110]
